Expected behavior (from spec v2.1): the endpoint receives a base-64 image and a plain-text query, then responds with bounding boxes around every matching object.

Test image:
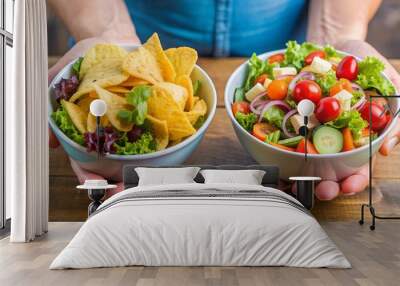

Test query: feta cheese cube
[310,57,332,74]
[334,89,353,111]
[290,114,320,134]
[272,67,297,78]
[263,78,272,89]
[245,83,266,102]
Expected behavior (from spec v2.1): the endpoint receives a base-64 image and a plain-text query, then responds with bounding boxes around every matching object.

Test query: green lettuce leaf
[243,53,277,91]
[326,110,368,139]
[117,85,151,126]
[193,80,201,96]
[355,57,395,95]
[315,70,337,95]
[114,132,156,155]
[263,106,285,128]
[72,57,83,76]
[282,41,319,70]
[235,112,257,132]
[351,90,364,106]
[51,107,85,145]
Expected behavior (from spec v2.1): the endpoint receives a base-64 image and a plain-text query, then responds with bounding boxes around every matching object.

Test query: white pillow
[135,167,200,186]
[200,169,266,185]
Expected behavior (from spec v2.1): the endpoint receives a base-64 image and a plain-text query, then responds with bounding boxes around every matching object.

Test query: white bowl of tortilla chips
[49,33,217,181]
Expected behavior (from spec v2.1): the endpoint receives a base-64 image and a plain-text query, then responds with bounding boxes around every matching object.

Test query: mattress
[50,183,350,269]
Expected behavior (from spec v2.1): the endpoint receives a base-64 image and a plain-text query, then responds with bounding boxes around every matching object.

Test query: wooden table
[49,57,400,221]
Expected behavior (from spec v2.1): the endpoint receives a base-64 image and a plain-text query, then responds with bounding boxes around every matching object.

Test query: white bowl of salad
[225,41,398,180]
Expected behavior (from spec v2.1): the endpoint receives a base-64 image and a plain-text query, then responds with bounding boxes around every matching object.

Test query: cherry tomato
[359,102,389,131]
[315,97,341,123]
[267,79,288,100]
[252,123,277,142]
[255,74,268,85]
[268,53,285,64]
[296,138,318,154]
[232,102,250,116]
[293,80,322,104]
[304,50,326,65]
[336,56,359,81]
[329,78,353,97]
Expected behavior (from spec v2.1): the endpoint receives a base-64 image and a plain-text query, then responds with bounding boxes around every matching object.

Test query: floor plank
[1,221,400,286]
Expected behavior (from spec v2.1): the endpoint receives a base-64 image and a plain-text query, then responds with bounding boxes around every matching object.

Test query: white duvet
[50,183,350,269]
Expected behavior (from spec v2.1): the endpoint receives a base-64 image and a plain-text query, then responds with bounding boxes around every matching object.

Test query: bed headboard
[123,165,280,189]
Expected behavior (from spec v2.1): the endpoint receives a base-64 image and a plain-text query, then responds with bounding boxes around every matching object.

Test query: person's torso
[126,0,308,57]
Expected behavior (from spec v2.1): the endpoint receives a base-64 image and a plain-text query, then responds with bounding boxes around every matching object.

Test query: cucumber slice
[313,126,343,154]
[278,136,303,147]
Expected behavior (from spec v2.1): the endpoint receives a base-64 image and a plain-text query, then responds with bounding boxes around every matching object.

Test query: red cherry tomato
[304,50,326,65]
[359,102,389,131]
[232,102,250,116]
[255,74,268,85]
[268,53,285,64]
[252,123,277,142]
[315,97,341,123]
[336,56,359,81]
[293,80,322,104]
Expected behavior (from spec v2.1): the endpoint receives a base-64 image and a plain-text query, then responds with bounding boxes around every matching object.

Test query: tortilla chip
[76,96,94,114]
[169,138,182,146]
[88,91,98,98]
[147,86,196,141]
[122,46,163,84]
[120,77,150,87]
[70,59,129,102]
[192,96,200,106]
[79,44,128,79]
[165,47,197,77]
[155,82,188,111]
[147,114,169,150]
[143,33,176,82]
[185,99,207,126]
[87,113,111,133]
[61,100,87,134]
[106,86,131,94]
[175,74,194,111]
[93,84,134,132]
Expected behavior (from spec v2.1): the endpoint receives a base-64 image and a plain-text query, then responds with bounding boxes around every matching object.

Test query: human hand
[294,40,400,201]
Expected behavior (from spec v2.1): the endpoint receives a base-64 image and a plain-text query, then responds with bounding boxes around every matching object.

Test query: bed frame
[123,165,280,190]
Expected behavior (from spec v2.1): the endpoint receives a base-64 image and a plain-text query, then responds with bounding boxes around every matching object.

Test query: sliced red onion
[250,92,268,114]
[351,82,363,91]
[258,100,291,123]
[288,71,315,94]
[282,109,298,138]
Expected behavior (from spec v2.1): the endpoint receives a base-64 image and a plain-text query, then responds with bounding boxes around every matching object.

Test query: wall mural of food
[51,33,207,156]
[231,41,395,155]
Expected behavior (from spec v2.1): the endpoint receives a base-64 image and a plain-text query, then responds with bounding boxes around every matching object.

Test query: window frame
[0,0,13,234]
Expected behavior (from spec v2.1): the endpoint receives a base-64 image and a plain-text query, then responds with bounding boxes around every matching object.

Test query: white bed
[50,179,350,269]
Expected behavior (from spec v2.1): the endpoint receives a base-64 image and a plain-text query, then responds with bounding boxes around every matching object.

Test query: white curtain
[7,0,49,242]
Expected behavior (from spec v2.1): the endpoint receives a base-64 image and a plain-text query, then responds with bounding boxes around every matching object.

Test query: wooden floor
[1,221,399,286]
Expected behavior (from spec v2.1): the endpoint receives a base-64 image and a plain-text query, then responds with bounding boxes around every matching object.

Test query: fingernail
[387,137,399,152]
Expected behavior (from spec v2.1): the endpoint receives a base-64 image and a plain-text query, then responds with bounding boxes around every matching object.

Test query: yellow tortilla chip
[192,96,200,106]
[93,84,134,132]
[70,59,129,102]
[165,47,198,77]
[106,86,131,94]
[155,82,188,111]
[76,96,94,114]
[87,113,111,133]
[122,46,163,84]
[185,99,207,126]
[120,77,150,87]
[143,33,176,82]
[147,114,169,150]
[79,44,128,79]
[169,139,182,146]
[175,74,194,111]
[61,100,87,134]
[148,86,196,141]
